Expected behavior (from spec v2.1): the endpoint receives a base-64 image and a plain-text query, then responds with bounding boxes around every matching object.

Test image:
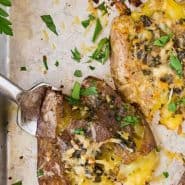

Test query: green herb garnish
[43,55,48,70]
[0,7,8,17]
[115,115,122,122]
[178,97,185,105]
[121,115,139,127]
[37,169,44,177]
[41,15,58,35]
[169,54,182,77]
[154,33,173,47]
[155,146,161,152]
[74,128,85,135]
[71,47,82,62]
[66,96,80,105]
[97,2,108,15]
[0,0,13,36]
[20,66,27,71]
[168,97,185,112]
[0,0,11,6]
[89,66,95,70]
[81,14,95,28]
[91,37,110,64]
[92,18,103,42]
[12,181,22,185]
[81,86,97,96]
[55,60,59,67]
[71,81,81,100]
[168,102,177,112]
[163,171,169,178]
[74,70,82,77]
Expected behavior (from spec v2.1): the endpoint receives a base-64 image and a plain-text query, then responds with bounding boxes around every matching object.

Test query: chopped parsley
[37,169,44,177]
[154,33,173,47]
[43,55,48,70]
[121,115,139,127]
[20,66,27,71]
[163,171,169,178]
[73,128,85,135]
[168,97,185,112]
[12,181,22,185]
[115,115,122,122]
[0,0,11,6]
[74,70,83,77]
[168,102,177,112]
[0,0,13,36]
[92,18,103,42]
[71,47,82,62]
[91,38,110,64]
[89,66,95,70]
[178,97,185,105]
[0,7,8,17]
[41,15,58,35]
[66,96,80,105]
[81,86,97,96]
[81,14,95,28]
[55,60,59,67]
[97,2,108,15]
[155,146,161,152]
[71,81,81,100]
[169,54,182,77]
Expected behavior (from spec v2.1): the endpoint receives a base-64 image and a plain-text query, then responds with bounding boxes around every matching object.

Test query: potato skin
[110,15,156,117]
[37,77,157,184]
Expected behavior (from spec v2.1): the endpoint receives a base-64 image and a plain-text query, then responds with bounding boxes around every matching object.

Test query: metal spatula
[0,74,57,136]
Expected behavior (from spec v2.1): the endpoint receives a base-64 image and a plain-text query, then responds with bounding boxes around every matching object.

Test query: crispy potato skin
[111,16,155,117]
[110,10,185,119]
[37,77,157,184]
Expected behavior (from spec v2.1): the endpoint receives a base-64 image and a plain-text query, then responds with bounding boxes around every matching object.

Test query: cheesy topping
[62,134,158,185]
[114,0,185,130]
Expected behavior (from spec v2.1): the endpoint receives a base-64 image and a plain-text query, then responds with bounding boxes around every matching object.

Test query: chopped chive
[43,55,48,70]
[74,70,83,77]
[20,66,27,71]
[92,18,103,42]
[71,81,81,100]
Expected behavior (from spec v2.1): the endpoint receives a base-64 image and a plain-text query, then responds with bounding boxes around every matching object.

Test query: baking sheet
[5,0,185,185]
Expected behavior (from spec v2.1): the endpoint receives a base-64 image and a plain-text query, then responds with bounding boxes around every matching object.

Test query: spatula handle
[0,74,23,103]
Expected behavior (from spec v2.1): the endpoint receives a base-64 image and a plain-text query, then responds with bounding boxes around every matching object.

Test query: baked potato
[36,77,158,185]
[111,0,185,130]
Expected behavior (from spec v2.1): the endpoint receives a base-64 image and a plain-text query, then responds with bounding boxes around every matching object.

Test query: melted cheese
[118,151,159,185]
[132,0,185,20]
[63,135,158,185]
